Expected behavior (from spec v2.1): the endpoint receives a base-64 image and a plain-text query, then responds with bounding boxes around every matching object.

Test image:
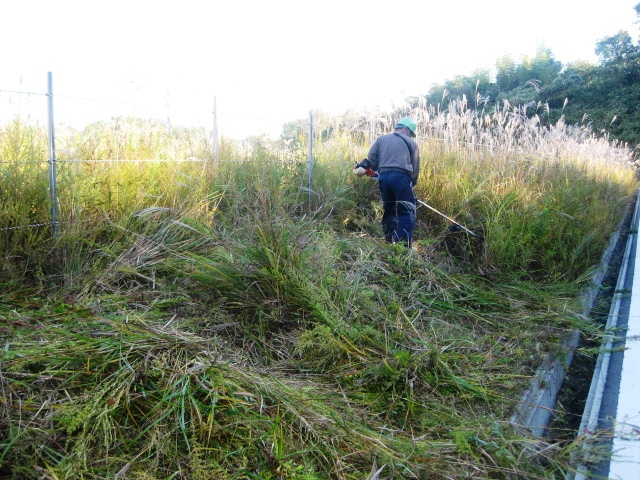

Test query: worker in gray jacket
[358,117,420,247]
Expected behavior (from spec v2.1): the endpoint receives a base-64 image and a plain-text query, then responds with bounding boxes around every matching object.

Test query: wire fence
[0,73,356,236]
[0,222,55,232]
[3,73,632,238]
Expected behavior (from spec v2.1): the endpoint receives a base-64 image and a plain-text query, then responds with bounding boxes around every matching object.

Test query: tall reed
[1,101,638,478]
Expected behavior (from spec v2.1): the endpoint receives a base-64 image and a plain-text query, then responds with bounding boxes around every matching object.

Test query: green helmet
[396,117,417,136]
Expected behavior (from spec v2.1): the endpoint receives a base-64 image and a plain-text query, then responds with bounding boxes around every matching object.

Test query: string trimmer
[416,198,480,238]
[352,159,479,238]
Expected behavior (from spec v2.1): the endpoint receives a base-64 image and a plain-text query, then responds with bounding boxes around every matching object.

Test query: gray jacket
[367,131,420,186]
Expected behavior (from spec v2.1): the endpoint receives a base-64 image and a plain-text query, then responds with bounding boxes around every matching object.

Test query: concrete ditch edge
[509,196,633,437]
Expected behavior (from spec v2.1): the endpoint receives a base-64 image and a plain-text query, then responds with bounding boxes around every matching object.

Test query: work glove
[353,159,377,178]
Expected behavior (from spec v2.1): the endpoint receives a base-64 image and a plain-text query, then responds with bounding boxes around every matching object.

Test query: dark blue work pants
[378,171,416,247]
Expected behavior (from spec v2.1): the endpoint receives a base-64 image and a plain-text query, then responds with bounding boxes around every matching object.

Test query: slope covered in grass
[1,103,638,478]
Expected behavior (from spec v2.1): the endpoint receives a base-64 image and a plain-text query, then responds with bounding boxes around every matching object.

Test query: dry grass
[1,101,638,478]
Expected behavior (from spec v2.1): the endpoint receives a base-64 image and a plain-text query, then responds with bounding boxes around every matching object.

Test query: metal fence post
[307,111,313,210]
[47,72,60,239]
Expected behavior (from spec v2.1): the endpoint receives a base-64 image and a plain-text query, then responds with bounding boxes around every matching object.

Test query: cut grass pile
[1,101,638,478]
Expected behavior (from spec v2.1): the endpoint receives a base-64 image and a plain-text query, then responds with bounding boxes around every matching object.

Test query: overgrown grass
[1,102,638,478]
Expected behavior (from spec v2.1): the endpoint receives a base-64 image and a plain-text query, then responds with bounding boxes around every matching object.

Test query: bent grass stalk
[1,101,637,478]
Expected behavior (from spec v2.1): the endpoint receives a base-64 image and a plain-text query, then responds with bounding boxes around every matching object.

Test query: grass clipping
[1,231,592,479]
[1,103,638,478]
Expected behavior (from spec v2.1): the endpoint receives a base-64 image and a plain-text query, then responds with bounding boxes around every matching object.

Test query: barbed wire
[55,93,137,105]
[0,156,310,166]
[0,87,347,136]
[0,158,210,165]
[0,88,46,96]
[0,87,143,106]
[60,158,209,163]
[7,81,621,238]
[0,216,113,233]
[0,222,54,232]
[0,85,378,128]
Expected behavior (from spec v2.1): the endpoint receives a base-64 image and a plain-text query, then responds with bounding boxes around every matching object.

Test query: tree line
[414,4,640,149]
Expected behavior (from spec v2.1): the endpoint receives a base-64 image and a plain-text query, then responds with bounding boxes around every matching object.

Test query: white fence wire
[5,73,623,236]
[0,73,321,235]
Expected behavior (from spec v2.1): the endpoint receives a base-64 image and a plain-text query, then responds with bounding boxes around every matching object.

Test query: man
[361,117,420,247]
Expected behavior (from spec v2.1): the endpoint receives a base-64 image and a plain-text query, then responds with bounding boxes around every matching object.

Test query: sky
[1,0,639,138]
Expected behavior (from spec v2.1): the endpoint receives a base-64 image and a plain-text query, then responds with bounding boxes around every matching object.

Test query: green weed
[1,101,637,478]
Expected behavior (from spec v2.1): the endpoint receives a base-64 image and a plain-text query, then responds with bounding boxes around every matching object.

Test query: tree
[595,30,638,63]
[418,3,640,146]
[279,119,306,150]
[424,69,494,109]
[528,46,563,86]
[495,55,519,91]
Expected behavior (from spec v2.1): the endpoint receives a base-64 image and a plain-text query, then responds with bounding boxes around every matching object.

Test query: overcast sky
[1,0,639,138]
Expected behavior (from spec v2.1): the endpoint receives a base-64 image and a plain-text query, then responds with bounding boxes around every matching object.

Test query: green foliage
[425,68,496,109]
[0,118,55,280]
[184,219,341,334]
[596,30,638,63]
[422,5,640,146]
[6,15,640,478]
[1,86,638,479]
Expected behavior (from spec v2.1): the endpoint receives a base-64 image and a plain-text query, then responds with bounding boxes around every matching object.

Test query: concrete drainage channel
[510,189,640,475]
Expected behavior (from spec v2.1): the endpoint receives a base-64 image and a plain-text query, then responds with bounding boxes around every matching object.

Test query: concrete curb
[510,197,632,437]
